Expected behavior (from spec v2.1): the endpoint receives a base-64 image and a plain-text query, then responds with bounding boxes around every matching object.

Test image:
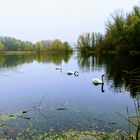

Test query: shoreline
[79,50,140,56]
[0,51,73,55]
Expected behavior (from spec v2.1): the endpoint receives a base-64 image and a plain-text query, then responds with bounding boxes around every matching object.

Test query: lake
[0,53,139,138]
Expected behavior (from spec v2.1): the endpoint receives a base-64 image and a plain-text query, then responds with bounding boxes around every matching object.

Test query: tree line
[0,37,73,53]
[77,6,140,55]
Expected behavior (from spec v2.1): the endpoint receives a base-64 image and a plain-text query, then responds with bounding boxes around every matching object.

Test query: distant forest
[77,6,140,55]
[0,37,73,53]
[1,6,140,55]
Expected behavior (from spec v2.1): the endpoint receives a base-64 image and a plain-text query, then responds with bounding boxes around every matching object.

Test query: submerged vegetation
[0,93,139,139]
[14,129,130,140]
[0,108,139,139]
[77,6,140,55]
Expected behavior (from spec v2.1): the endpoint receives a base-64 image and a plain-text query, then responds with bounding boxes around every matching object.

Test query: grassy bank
[0,51,36,55]
[80,50,140,56]
[0,50,73,56]
[15,129,137,140]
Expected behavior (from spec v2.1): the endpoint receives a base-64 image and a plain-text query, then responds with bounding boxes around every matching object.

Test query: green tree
[105,11,129,53]
[77,33,91,53]
[91,32,95,50]
[77,32,104,53]
[63,41,72,53]
[0,41,5,51]
[46,39,73,53]
[126,6,140,51]
[35,42,45,52]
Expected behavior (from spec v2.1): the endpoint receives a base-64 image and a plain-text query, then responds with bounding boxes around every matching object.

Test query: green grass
[0,51,36,55]
[16,129,136,140]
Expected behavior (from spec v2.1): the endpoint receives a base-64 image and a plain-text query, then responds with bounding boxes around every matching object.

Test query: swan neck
[102,75,104,82]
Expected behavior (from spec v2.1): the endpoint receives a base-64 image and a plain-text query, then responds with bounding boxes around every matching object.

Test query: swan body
[92,78,103,84]
[92,75,105,85]
[56,66,62,70]
[66,71,74,75]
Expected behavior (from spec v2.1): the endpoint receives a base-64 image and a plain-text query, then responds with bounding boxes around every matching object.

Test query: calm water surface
[0,53,139,137]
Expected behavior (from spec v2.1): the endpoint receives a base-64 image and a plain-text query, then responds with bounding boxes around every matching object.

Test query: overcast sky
[0,0,139,42]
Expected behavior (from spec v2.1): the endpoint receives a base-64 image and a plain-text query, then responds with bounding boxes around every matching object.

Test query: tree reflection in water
[77,54,140,97]
[0,53,73,68]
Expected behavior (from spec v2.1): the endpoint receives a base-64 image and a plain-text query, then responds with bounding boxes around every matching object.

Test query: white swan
[56,66,62,70]
[92,75,105,85]
[66,71,79,76]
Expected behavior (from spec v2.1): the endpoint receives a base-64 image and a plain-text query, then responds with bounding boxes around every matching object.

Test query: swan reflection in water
[92,82,105,93]
[55,66,62,72]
